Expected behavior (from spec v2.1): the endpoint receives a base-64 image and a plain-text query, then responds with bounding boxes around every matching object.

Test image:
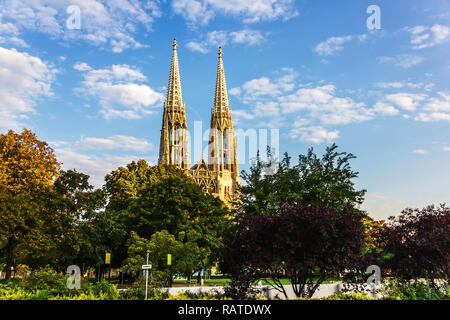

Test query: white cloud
[414,112,450,122]
[186,41,208,54]
[55,148,152,187]
[229,87,242,96]
[229,29,265,45]
[242,77,282,97]
[172,0,298,26]
[73,62,92,71]
[186,29,265,53]
[374,81,434,91]
[289,125,339,144]
[385,93,427,111]
[231,68,382,143]
[253,101,280,117]
[172,0,215,26]
[406,24,450,49]
[237,68,298,101]
[0,0,161,52]
[206,30,229,46]
[373,102,399,115]
[0,46,56,130]
[74,63,164,120]
[424,92,450,112]
[377,54,424,68]
[0,17,28,47]
[314,35,353,56]
[232,109,255,121]
[374,82,405,89]
[76,135,153,152]
[278,85,373,125]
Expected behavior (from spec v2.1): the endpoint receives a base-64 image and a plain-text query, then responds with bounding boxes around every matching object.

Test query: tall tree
[239,144,366,217]
[120,174,230,281]
[33,170,108,271]
[0,129,60,279]
[0,129,60,194]
[124,230,203,287]
[103,162,197,266]
[381,205,449,285]
[104,161,193,212]
[220,204,365,298]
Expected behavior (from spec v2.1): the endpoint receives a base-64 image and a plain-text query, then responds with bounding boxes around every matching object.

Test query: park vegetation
[0,129,448,300]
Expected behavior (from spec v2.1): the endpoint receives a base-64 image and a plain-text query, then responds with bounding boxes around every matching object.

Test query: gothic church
[158,39,240,206]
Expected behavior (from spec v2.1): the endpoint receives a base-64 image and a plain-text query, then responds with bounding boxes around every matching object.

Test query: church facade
[158,39,240,206]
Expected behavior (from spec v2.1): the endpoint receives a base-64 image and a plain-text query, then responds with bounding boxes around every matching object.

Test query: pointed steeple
[158,38,190,169]
[213,46,229,112]
[208,46,239,186]
[166,38,183,109]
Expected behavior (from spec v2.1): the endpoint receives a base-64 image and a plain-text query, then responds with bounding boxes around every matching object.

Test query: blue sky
[0,0,449,220]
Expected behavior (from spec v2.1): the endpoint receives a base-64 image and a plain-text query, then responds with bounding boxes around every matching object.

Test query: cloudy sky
[0,0,449,220]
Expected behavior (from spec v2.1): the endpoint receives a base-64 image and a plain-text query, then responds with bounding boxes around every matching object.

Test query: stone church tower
[158,39,240,206]
[158,39,190,169]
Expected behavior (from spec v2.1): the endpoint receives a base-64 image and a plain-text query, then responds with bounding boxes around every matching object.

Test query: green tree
[0,129,60,279]
[119,174,230,282]
[125,230,206,287]
[33,170,111,271]
[103,162,196,266]
[240,144,366,216]
[104,161,193,212]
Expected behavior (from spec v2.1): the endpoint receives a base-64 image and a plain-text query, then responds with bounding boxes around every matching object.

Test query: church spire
[208,47,239,179]
[158,38,190,169]
[213,46,229,113]
[166,38,183,109]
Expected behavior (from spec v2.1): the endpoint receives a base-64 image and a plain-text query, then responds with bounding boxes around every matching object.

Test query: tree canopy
[119,174,230,280]
[104,160,194,212]
[239,144,366,217]
[381,205,449,282]
[0,129,61,279]
[0,129,60,195]
[220,204,365,298]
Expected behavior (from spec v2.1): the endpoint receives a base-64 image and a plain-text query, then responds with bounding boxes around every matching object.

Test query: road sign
[142,264,152,270]
[167,254,171,265]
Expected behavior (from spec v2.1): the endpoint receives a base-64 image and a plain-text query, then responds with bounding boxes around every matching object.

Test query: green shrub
[83,280,120,300]
[319,292,377,300]
[0,288,33,300]
[0,266,120,300]
[21,266,68,292]
[162,291,230,300]
[383,280,449,300]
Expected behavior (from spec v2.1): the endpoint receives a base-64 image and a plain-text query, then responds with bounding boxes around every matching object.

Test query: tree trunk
[5,238,15,280]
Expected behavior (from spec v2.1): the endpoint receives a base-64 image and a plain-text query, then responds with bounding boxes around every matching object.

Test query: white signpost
[142,253,151,300]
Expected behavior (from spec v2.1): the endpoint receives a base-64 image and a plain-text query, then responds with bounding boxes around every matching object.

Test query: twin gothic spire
[158,39,238,178]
